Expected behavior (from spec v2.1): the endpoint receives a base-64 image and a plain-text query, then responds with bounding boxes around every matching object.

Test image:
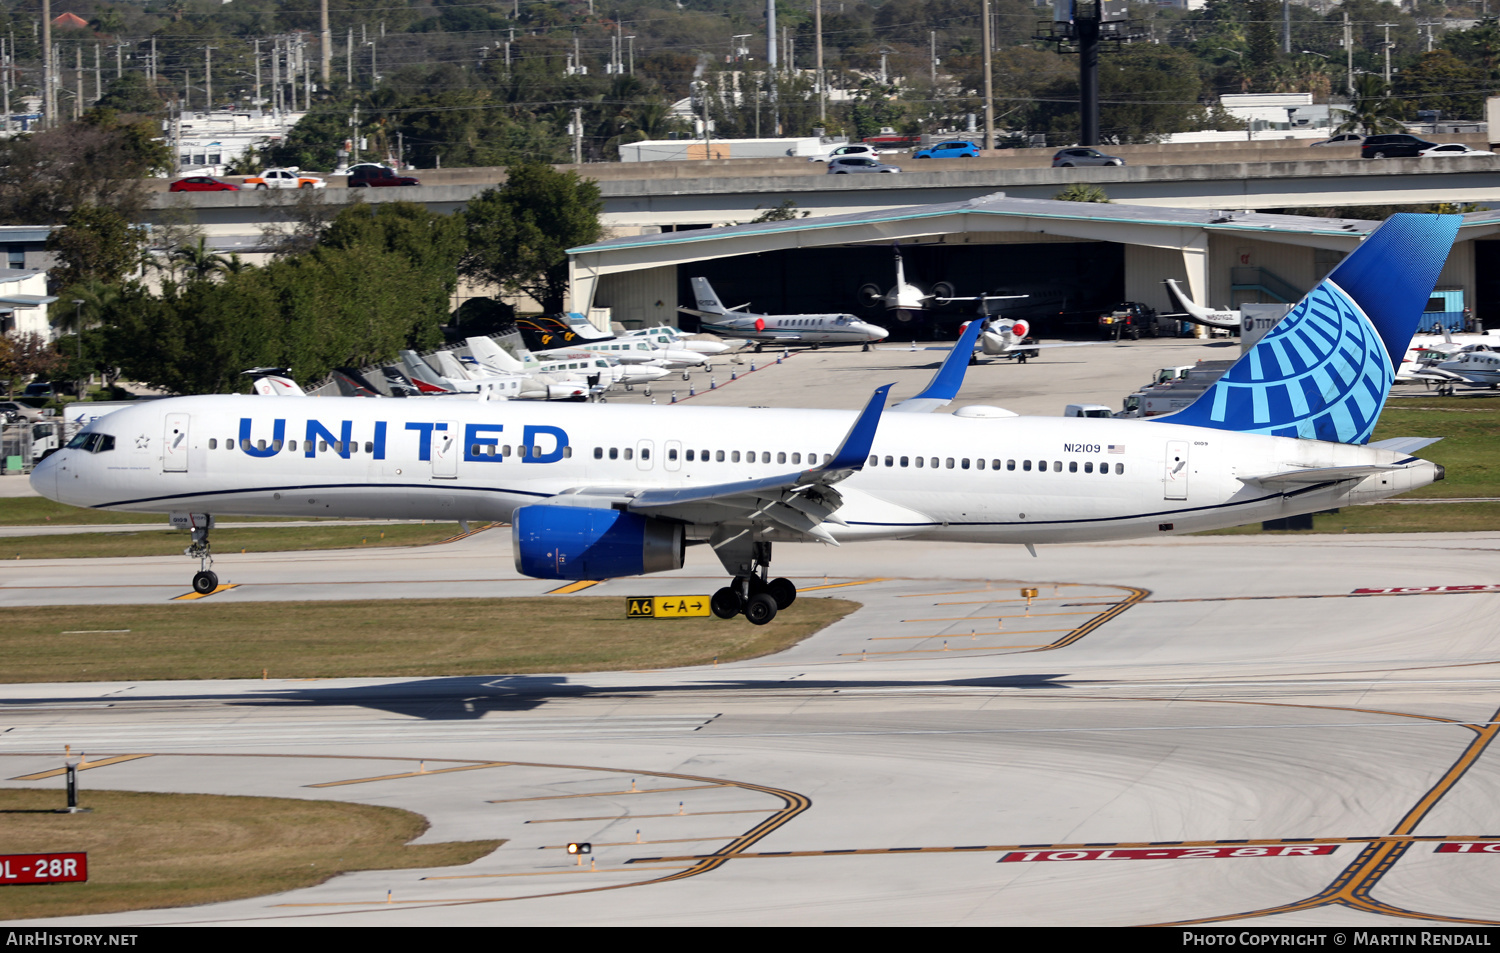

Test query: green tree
[1398,49,1489,121]
[45,204,146,290]
[1054,184,1111,203]
[1337,74,1407,135]
[461,163,604,313]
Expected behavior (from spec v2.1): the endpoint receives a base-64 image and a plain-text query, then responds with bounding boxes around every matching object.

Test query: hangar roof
[567,192,1377,278]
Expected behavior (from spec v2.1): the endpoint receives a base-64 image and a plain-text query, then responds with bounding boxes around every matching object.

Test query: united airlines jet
[33,215,1457,625]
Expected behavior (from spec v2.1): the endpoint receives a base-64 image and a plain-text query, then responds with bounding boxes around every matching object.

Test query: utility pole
[573,105,582,163]
[1378,22,1396,85]
[815,0,824,124]
[74,45,82,119]
[320,0,331,85]
[150,36,156,84]
[626,35,635,75]
[347,29,353,84]
[1283,0,1290,55]
[931,30,937,86]
[767,0,779,134]
[41,0,52,125]
[272,38,280,118]
[114,41,122,79]
[3,37,10,136]
[254,39,261,109]
[93,43,99,102]
[982,0,994,151]
[204,46,213,113]
[1344,11,1354,99]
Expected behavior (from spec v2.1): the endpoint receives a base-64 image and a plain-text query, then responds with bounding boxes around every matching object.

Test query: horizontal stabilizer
[1238,464,1402,486]
[1368,436,1443,455]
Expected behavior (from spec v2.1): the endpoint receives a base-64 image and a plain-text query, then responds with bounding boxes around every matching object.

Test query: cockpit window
[66,432,115,453]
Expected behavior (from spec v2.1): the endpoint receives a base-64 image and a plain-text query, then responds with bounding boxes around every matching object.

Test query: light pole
[71,298,84,398]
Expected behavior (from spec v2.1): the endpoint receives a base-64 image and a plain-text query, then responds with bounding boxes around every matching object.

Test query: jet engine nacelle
[512,505,685,580]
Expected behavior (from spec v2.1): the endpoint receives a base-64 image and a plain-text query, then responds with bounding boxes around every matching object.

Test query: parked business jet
[1161,278,1245,332]
[33,215,1455,625]
[679,277,889,352]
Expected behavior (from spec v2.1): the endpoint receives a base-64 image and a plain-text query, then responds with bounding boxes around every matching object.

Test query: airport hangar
[566,193,1496,335]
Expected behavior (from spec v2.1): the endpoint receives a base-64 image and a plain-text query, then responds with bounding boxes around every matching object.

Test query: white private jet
[624,325,736,356]
[466,336,668,390]
[1434,346,1500,387]
[678,277,889,352]
[34,215,1456,627]
[1161,279,1245,332]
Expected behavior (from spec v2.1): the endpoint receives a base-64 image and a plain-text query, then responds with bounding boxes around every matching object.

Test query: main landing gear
[185,516,217,594]
[709,539,796,625]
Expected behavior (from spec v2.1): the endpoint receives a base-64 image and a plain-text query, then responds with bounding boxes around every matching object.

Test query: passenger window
[778,452,786,464]
[900,456,909,467]
[594,447,603,459]
[258,440,267,451]
[365,441,373,454]
[961,458,970,470]
[319,441,328,452]
[1084,461,1093,473]
[668,448,678,461]
[717,450,725,462]
[520,445,529,458]
[227,439,235,450]
[731,451,740,463]
[641,447,650,460]
[869,455,878,467]
[1023,460,1032,471]
[563,446,572,458]
[1055,461,1061,471]
[502,445,511,457]
[685,450,694,462]
[1069,461,1077,473]
[1115,463,1124,475]
[288,440,297,451]
[915,456,924,468]
[792,452,801,464]
[946,458,954,469]
[885,456,893,467]
[976,459,984,470]
[209,438,217,450]
[609,447,618,460]
[929,457,938,469]
[624,447,633,460]
[1007,459,1015,471]
[471,444,481,456]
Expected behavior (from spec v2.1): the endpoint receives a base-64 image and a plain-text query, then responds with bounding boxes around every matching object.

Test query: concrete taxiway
[4,528,1500,926]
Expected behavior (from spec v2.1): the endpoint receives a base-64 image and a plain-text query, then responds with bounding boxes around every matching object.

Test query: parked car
[826,156,901,174]
[808,144,882,163]
[345,163,421,187]
[914,139,981,159]
[243,167,326,189]
[1418,143,1496,158]
[1052,147,1125,167]
[1309,134,1364,147]
[0,400,43,423]
[168,176,240,192]
[1361,134,1437,159]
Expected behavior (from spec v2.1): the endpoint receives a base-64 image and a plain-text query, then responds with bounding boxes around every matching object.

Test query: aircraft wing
[889,317,985,413]
[560,385,891,545]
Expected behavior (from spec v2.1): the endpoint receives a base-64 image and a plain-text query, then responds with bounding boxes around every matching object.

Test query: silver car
[826,156,901,174]
[1051,147,1125,167]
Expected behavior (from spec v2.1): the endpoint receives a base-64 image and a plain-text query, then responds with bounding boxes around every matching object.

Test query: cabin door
[1163,441,1189,500]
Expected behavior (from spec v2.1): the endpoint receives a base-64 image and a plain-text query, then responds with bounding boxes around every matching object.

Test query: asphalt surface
[4,338,1499,926]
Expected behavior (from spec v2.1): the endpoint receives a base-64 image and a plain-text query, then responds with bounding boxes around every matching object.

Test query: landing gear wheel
[710,587,742,620]
[744,592,779,625]
[767,577,797,610]
[192,570,218,594]
[681,370,690,381]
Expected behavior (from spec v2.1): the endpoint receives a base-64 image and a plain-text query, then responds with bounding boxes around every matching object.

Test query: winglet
[819,384,893,472]
[890,315,985,414]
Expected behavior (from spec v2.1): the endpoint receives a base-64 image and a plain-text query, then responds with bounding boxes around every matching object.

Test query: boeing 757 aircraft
[678,277,890,351]
[34,215,1456,625]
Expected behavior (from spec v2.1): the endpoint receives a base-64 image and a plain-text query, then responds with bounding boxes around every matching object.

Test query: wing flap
[1238,464,1402,486]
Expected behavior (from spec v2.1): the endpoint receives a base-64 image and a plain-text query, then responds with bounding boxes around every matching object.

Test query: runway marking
[442,523,497,543]
[170,584,239,600]
[9,753,152,780]
[930,597,1080,606]
[1154,700,1500,928]
[546,580,601,594]
[486,783,724,803]
[899,583,1087,599]
[1146,588,1500,605]
[526,809,772,824]
[627,835,1500,865]
[305,761,511,787]
[868,632,1063,641]
[797,578,888,592]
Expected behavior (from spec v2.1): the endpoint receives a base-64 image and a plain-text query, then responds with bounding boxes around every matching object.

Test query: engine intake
[512,504,685,580]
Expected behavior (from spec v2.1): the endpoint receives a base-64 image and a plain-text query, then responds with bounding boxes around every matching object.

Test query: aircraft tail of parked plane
[466,336,527,375]
[245,370,306,397]
[681,277,889,349]
[1161,279,1243,331]
[1163,213,1461,444]
[332,368,387,398]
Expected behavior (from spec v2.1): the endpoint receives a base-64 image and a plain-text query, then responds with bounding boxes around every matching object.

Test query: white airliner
[33,215,1456,626]
[678,277,889,352]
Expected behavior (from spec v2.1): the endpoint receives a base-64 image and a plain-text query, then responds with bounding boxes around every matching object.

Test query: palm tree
[1336,74,1406,136]
[170,238,229,282]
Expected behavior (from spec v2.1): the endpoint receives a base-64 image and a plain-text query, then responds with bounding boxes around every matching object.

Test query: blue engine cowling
[512,504,685,580]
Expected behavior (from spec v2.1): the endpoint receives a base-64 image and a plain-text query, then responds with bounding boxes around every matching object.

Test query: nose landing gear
[709,539,796,625]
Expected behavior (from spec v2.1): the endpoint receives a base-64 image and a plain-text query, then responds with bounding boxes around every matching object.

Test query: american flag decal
[1108,444,1125,453]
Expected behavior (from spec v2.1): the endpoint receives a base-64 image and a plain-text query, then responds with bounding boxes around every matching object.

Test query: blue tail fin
[1160,213,1460,444]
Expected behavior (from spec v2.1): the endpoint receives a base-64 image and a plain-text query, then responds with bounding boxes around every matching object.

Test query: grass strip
[0,788,501,920]
[0,523,468,559]
[0,496,380,526]
[1199,500,1500,535]
[0,596,859,682]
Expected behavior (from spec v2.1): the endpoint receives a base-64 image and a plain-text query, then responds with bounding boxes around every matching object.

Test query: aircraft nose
[28,450,60,503]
